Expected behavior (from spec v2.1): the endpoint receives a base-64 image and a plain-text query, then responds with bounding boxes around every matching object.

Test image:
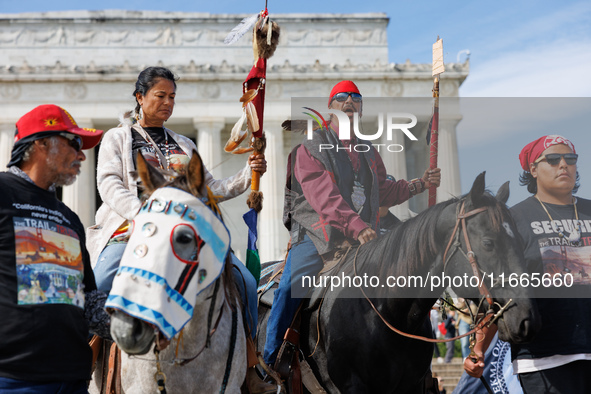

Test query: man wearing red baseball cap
[8,104,102,165]
[263,81,442,369]
[0,105,108,391]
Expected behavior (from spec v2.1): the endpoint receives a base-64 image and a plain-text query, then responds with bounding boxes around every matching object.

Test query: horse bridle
[133,278,235,394]
[442,201,493,306]
[355,199,513,343]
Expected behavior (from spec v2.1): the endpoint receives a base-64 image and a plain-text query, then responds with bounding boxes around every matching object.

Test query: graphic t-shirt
[0,172,97,381]
[131,126,190,175]
[510,196,591,364]
[513,196,591,286]
[14,216,85,307]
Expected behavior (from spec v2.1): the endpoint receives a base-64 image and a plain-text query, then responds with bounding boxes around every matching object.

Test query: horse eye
[482,239,494,251]
[176,232,194,244]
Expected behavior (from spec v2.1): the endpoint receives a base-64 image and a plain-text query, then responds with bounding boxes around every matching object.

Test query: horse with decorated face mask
[96,152,247,393]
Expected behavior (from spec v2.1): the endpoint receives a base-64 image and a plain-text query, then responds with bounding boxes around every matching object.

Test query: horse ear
[496,181,510,204]
[187,150,205,196]
[136,151,167,194]
[468,172,486,206]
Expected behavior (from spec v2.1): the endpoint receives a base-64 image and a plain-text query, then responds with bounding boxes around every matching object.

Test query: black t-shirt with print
[510,196,591,360]
[131,126,189,174]
[0,172,97,381]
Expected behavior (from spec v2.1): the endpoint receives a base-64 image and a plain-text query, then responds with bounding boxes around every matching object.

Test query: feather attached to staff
[224,13,259,46]
[223,5,280,284]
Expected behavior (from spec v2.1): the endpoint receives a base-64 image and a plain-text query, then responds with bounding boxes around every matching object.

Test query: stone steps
[431,357,465,393]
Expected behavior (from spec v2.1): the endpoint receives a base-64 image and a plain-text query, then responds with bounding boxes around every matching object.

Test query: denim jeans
[231,254,258,339]
[93,242,127,294]
[458,319,471,359]
[445,338,456,363]
[263,234,324,365]
[0,377,87,393]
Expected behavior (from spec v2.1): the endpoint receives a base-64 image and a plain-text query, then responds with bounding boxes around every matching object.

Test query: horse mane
[341,190,511,295]
[351,198,456,280]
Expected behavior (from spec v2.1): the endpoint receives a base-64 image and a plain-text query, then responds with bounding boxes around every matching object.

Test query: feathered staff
[427,37,444,207]
[224,5,280,283]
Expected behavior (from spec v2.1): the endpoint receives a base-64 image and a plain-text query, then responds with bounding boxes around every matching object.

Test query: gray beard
[46,139,81,187]
[54,171,79,187]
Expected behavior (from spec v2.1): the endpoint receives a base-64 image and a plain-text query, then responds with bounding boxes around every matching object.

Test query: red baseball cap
[15,104,103,149]
[328,80,361,106]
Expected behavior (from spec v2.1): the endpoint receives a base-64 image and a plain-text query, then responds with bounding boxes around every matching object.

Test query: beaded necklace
[162,130,172,169]
[535,195,581,243]
[137,124,171,170]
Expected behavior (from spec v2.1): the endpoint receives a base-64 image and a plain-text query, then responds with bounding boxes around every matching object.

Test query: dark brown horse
[258,173,540,393]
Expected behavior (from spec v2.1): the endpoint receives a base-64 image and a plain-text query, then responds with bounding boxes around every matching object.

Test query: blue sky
[2,0,590,204]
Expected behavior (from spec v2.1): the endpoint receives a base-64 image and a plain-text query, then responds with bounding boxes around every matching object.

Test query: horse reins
[354,245,495,344]
[148,277,236,394]
[354,200,513,344]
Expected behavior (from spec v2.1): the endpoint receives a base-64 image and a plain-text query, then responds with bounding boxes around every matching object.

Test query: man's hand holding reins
[358,227,377,244]
[463,352,485,378]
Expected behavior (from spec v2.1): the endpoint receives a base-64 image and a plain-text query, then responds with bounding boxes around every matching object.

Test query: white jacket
[86,122,251,266]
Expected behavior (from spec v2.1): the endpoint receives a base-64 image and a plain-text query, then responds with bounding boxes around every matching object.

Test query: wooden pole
[429,37,444,207]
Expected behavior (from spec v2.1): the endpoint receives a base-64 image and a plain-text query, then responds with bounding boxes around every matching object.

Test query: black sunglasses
[535,153,578,166]
[58,133,83,152]
[332,92,362,103]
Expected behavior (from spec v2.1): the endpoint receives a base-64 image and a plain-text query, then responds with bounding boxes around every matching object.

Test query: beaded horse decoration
[100,152,246,394]
[105,183,230,339]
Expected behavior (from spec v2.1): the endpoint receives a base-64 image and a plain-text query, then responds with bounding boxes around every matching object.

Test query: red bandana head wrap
[329,80,361,106]
[519,135,576,171]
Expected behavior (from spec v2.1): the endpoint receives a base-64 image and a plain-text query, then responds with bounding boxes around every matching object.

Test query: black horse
[258,173,540,393]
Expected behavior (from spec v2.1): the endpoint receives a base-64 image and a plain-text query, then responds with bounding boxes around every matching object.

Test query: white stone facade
[0,11,468,264]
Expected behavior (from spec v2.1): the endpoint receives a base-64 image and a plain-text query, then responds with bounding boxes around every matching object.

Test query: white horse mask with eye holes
[105,187,230,340]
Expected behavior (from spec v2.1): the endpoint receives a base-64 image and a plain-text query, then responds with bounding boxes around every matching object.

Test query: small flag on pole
[243,208,261,285]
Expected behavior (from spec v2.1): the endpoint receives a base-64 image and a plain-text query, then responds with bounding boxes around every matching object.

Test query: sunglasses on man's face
[331,92,363,103]
[59,133,83,152]
[535,153,578,166]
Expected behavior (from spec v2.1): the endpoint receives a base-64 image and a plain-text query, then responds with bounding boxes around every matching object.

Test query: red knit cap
[519,135,576,171]
[328,80,361,106]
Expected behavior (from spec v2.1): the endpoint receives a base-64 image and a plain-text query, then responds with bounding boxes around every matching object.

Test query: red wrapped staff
[224,8,280,212]
[428,37,444,207]
[223,7,280,283]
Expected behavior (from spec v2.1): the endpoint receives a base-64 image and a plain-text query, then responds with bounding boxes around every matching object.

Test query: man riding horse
[263,80,442,368]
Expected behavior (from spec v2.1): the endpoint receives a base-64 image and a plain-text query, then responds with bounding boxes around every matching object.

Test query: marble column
[379,124,411,220]
[259,119,290,264]
[61,119,96,228]
[193,118,225,175]
[0,122,15,169]
[437,118,462,202]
